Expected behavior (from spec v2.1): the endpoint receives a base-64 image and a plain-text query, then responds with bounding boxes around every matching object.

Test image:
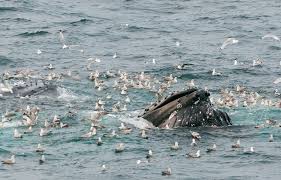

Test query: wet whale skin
[141,89,232,128]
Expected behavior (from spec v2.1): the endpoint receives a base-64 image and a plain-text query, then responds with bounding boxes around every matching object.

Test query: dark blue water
[0,0,281,179]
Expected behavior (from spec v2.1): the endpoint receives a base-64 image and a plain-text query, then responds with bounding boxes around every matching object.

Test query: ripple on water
[17,31,50,37]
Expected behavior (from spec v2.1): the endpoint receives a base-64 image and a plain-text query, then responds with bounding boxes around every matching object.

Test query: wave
[268,46,281,50]
[17,30,49,37]
[112,111,155,129]
[0,121,23,128]
[70,18,93,26]
[0,55,13,66]
[0,7,17,12]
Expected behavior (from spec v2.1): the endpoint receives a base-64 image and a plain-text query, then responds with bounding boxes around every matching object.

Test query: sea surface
[0,0,281,179]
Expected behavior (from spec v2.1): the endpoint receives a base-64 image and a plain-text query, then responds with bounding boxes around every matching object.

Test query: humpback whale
[0,79,56,97]
[141,88,232,128]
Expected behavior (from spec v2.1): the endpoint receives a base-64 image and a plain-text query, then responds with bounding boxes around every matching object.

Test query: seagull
[2,155,15,165]
[60,122,69,128]
[269,134,274,142]
[113,52,117,59]
[244,147,255,154]
[81,127,96,138]
[176,41,180,47]
[262,34,280,41]
[187,150,200,158]
[191,138,197,146]
[162,167,172,176]
[24,126,33,134]
[212,68,222,76]
[152,59,156,64]
[190,131,201,140]
[187,79,195,88]
[47,64,55,70]
[101,164,107,172]
[14,129,23,138]
[140,129,148,139]
[119,123,127,130]
[121,105,127,111]
[108,130,118,138]
[220,38,239,49]
[234,60,238,65]
[39,155,45,165]
[115,143,125,153]
[37,49,42,55]
[146,149,153,159]
[176,63,193,70]
[252,59,263,66]
[170,142,179,150]
[96,137,103,146]
[39,128,50,136]
[59,30,68,49]
[36,144,45,153]
[125,96,131,103]
[273,77,281,84]
[231,139,241,148]
[206,144,217,153]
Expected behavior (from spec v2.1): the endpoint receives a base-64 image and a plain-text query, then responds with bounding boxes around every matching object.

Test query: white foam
[57,87,79,101]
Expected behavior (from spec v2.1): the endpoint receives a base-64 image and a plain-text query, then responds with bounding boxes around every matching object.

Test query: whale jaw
[141,89,232,128]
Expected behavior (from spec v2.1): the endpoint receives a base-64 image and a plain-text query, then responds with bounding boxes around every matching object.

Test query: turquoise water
[1,0,281,179]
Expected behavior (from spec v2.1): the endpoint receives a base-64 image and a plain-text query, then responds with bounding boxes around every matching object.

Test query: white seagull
[220,38,239,49]
[262,34,280,41]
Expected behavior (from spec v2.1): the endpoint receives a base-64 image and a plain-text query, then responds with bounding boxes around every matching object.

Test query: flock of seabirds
[0,30,281,176]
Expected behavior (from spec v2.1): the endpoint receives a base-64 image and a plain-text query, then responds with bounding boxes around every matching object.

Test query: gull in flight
[220,38,239,49]
[262,34,280,41]
[59,30,68,49]
[58,30,80,50]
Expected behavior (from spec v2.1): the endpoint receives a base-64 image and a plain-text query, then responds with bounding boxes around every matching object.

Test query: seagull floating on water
[146,149,153,159]
[37,49,42,55]
[2,155,15,165]
[113,52,117,59]
[262,34,280,41]
[115,143,125,153]
[14,129,23,138]
[97,137,103,146]
[187,150,200,158]
[162,167,172,176]
[170,142,179,150]
[191,138,197,146]
[231,139,241,148]
[212,68,222,76]
[206,144,217,153]
[269,134,274,142]
[190,131,201,140]
[140,129,148,139]
[36,144,45,153]
[39,155,45,165]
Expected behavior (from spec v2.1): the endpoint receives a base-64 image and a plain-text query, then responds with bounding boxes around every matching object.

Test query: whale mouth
[144,89,198,113]
[141,88,231,128]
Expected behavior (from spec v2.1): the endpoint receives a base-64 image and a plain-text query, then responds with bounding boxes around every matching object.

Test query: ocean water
[0,0,281,179]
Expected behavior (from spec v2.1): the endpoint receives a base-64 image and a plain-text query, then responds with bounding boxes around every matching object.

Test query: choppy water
[1,0,281,179]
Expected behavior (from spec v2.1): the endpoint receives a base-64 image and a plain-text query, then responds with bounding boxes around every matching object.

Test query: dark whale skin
[141,88,232,128]
[1,79,56,97]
